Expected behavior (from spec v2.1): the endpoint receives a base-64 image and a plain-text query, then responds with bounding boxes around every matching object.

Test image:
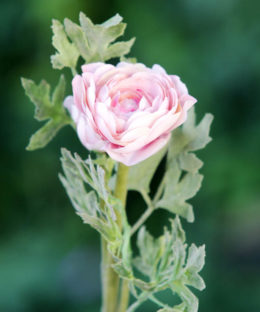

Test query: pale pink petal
[119,127,150,143]
[72,75,86,113]
[82,62,104,73]
[68,62,196,165]
[152,64,167,75]
[170,75,188,97]
[77,116,105,151]
[63,96,80,123]
[107,133,171,166]
[148,111,181,142]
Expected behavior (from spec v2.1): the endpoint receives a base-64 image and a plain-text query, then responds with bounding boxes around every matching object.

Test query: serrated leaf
[182,244,206,291]
[22,75,71,150]
[156,159,203,222]
[104,38,135,61]
[27,119,65,150]
[178,153,203,173]
[155,108,212,222]
[51,19,79,70]
[101,13,123,27]
[79,12,133,62]
[51,13,135,68]
[133,217,205,312]
[59,148,124,250]
[120,56,137,63]
[171,284,198,312]
[128,145,167,193]
[182,107,214,152]
[64,18,91,62]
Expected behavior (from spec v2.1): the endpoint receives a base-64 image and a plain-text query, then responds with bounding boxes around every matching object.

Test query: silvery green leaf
[26,119,66,151]
[64,18,91,62]
[156,159,203,222]
[171,284,198,312]
[182,107,214,152]
[79,12,134,62]
[22,75,71,150]
[101,13,123,27]
[128,145,168,193]
[120,56,137,63]
[170,108,213,158]
[178,153,203,174]
[59,148,123,249]
[104,38,136,61]
[51,20,80,70]
[182,244,206,291]
[53,12,135,66]
[134,226,163,278]
[132,217,204,312]
[134,217,186,287]
[112,224,134,280]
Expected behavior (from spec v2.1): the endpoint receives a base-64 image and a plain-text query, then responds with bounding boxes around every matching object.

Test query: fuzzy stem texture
[101,163,129,312]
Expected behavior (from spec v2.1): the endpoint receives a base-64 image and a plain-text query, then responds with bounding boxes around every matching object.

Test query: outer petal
[63,96,80,123]
[107,133,171,166]
[77,115,106,151]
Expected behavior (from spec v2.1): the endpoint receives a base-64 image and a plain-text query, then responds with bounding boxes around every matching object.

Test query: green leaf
[155,108,213,222]
[182,244,206,291]
[26,119,66,150]
[51,13,135,69]
[128,145,167,193]
[104,38,135,61]
[133,217,205,312]
[51,19,80,71]
[156,158,203,222]
[79,12,134,62]
[171,284,198,312]
[178,153,203,174]
[182,107,214,152]
[22,75,71,150]
[59,148,123,251]
[64,17,91,62]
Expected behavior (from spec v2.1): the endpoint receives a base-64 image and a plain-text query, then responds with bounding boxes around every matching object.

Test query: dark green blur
[0,0,259,311]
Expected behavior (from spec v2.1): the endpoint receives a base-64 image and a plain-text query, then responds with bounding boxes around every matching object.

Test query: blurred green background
[1,0,260,311]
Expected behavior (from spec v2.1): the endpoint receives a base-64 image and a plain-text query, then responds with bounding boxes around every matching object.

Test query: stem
[101,162,129,312]
[126,292,148,312]
[130,190,154,236]
[101,237,119,312]
[153,174,166,203]
[117,280,130,312]
[130,175,166,236]
[131,205,153,236]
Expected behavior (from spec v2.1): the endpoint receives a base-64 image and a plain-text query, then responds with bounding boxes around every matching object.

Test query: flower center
[111,91,141,119]
[119,98,138,113]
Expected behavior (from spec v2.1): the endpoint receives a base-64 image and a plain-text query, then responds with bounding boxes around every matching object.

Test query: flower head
[64,62,196,166]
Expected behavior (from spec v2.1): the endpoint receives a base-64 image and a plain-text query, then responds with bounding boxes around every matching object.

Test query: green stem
[101,237,119,312]
[117,279,130,312]
[130,175,166,236]
[101,162,129,312]
[126,292,148,312]
[130,190,154,236]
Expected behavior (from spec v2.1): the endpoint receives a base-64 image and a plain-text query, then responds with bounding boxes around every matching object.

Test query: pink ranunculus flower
[64,62,197,166]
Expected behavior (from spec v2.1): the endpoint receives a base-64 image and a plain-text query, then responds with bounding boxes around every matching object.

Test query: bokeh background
[1,0,260,311]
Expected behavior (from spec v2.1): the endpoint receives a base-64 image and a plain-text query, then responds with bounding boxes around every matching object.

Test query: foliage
[128,107,213,224]
[23,12,135,151]
[51,13,135,73]
[21,75,72,150]
[21,11,213,312]
[58,103,213,311]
